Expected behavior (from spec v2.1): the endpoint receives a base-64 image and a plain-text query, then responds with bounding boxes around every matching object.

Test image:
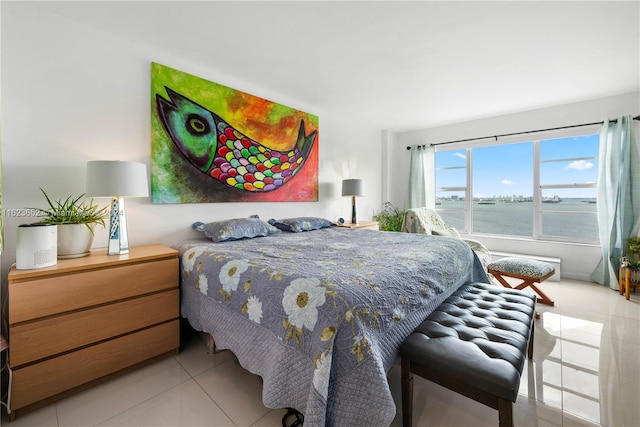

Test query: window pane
[436,168,466,189]
[436,150,466,168]
[540,134,598,187]
[540,188,598,241]
[436,191,466,209]
[473,200,533,236]
[435,150,466,189]
[541,188,596,212]
[539,134,599,242]
[541,159,598,186]
[436,191,465,231]
[438,209,465,230]
[435,149,466,232]
[472,143,533,237]
[542,213,598,241]
[540,135,599,161]
[473,143,533,199]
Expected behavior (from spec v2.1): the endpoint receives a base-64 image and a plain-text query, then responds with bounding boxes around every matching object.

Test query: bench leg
[527,320,534,359]
[401,358,413,427]
[516,281,554,306]
[490,271,555,306]
[498,399,514,427]
[491,273,513,290]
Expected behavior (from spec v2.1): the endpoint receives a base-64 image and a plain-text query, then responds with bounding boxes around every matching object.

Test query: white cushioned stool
[487,257,556,307]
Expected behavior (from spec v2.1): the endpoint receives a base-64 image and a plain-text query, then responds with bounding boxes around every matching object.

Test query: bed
[178,222,489,426]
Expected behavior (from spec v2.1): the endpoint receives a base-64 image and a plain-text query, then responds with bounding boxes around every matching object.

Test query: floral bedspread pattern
[178,227,489,426]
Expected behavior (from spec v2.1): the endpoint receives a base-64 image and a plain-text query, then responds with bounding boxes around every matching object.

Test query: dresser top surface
[8,244,178,282]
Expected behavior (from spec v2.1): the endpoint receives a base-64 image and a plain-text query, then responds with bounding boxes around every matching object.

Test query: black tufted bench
[400,282,536,427]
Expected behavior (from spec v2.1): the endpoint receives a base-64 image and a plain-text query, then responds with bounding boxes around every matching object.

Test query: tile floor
[1,278,638,426]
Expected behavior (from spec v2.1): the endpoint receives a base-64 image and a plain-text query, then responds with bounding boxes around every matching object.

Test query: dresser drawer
[10,289,179,367]
[10,258,178,324]
[11,320,179,411]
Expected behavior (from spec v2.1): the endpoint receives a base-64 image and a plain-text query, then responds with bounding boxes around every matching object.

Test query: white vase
[57,223,95,259]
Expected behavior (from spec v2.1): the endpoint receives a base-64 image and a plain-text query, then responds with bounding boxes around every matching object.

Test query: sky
[435,134,599,199]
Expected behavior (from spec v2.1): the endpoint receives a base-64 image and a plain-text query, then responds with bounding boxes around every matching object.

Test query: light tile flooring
[1,278,638,426]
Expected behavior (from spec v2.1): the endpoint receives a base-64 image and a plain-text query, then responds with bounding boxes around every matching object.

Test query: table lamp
[86,160,149,255]
[342,179,365,224]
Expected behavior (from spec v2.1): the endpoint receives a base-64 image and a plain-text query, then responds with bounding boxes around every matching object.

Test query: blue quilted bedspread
[178,227,488,426]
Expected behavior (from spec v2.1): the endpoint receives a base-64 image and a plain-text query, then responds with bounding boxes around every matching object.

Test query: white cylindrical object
[16,224,58,269]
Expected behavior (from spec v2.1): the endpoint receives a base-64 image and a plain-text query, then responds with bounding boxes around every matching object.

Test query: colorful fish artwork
[151,63,319,203]
[156,88,317,193]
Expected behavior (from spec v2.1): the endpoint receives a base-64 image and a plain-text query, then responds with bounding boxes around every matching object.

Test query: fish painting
[156,87,317,193]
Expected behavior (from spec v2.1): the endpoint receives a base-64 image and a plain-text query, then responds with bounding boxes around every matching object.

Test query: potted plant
[32,188,108,258]
[373,202,406,232]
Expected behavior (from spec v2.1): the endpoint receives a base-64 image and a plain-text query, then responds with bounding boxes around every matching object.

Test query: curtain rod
[406,114,640,150]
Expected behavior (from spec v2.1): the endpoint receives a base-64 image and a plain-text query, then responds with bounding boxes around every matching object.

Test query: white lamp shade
[342,179,365,197]
[86,161,149,198]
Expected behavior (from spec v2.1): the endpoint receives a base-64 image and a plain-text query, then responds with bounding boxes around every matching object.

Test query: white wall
[386,92,640,281]
[0,2,382,278]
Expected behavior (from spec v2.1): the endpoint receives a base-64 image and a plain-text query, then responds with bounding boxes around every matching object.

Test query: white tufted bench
[487,257,556,307]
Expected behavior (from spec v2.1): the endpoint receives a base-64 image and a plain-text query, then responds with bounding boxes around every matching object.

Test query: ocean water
[437,198,598,242]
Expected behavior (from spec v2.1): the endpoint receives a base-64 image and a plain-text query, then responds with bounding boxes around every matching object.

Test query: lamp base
[108,197,129,255]
[351,196,358,224]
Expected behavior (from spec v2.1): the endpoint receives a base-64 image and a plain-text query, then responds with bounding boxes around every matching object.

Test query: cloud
[565,160,593,171]
[453,152,466,160]
[502,179,513,185]
[474,193,484,198]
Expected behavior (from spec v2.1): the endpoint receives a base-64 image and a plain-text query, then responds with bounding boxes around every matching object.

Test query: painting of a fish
[151,63,319,203]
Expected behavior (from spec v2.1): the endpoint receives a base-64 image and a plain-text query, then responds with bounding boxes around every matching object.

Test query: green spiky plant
[373,202,406,232]
[32,188,108,234]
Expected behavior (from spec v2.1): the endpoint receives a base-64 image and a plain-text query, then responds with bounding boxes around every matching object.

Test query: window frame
[434,126,600,244]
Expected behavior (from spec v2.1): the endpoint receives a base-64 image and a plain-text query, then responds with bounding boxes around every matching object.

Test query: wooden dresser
[7,244,180,418]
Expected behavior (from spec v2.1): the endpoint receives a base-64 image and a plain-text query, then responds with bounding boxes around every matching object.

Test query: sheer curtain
[590,115,640,289]
[406,145,435,209]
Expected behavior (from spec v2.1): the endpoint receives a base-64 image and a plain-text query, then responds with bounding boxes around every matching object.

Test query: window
[472,143,533,237]
[435,148,467,231]
[435,133,599,243]
[538,135,598,241]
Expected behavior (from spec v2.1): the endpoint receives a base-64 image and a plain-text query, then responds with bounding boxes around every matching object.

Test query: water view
[437,197,599,241]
